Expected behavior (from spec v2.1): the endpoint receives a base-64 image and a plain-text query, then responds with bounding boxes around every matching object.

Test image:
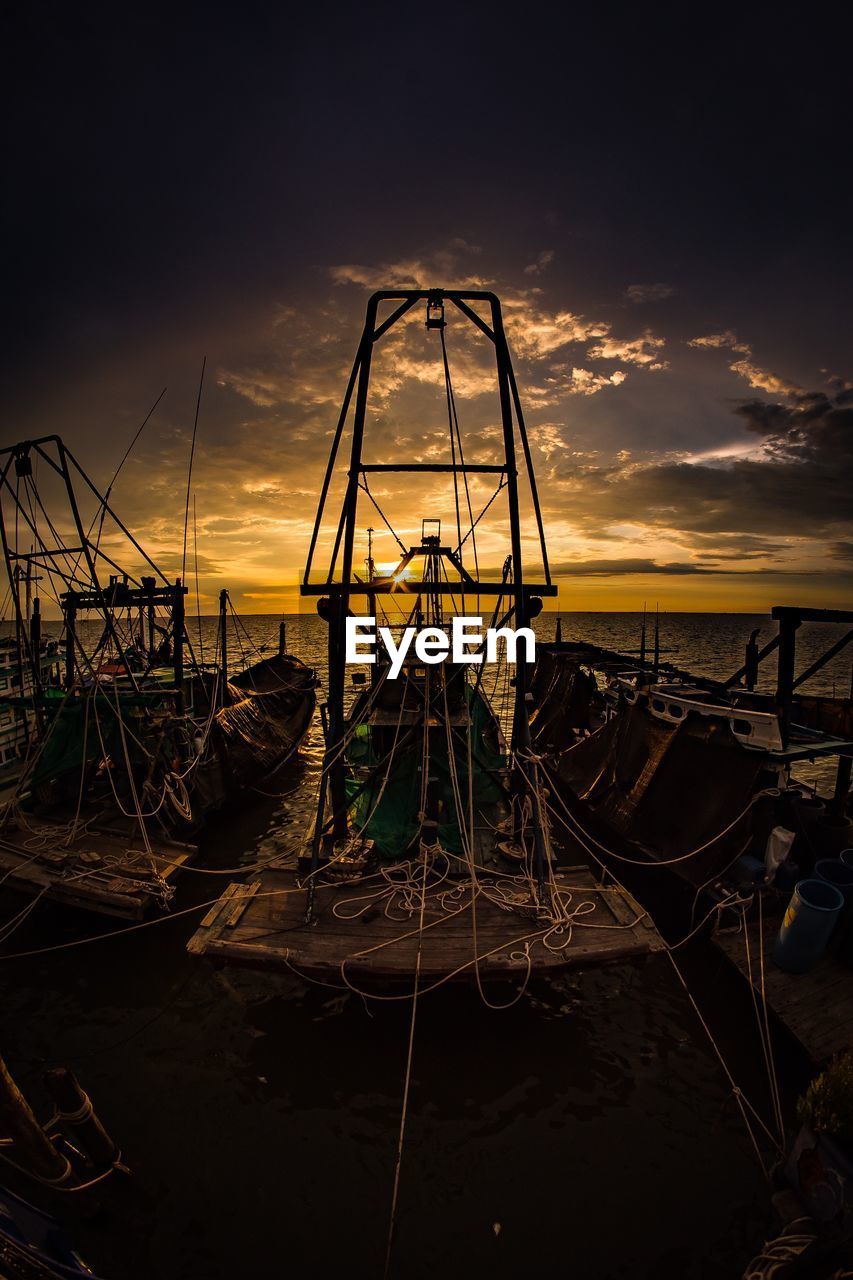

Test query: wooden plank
[714,919,853,1063]
[198,882,240,929]
[224,879,262,927]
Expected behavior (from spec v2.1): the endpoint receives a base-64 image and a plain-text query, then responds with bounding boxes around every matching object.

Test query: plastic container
[817,816,853,857]
[816,857,853,967]
[734,854,766,888]
[772,879,844,974]
[775,860,802,893]
[795,794,825,816]
[788,793,826,874]
[814,858,853,901]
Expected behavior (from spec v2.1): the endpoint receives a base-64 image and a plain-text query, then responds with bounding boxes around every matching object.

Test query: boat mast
[653,604,660,673]
[302,289,556,899]
[0,438,193,696]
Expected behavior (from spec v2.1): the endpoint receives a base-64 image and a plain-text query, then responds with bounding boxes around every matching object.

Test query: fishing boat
[0,437,316,919]
[201,612,317,799]
[528,610,853,895]
[189,289,661,986]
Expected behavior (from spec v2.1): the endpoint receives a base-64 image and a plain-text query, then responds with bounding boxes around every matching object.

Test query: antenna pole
[653,604,660,673]
[219,588,228,706]
[173,579,185,705]
[366,526,375,582]
[64,594,77,690]
[182,358,206,582]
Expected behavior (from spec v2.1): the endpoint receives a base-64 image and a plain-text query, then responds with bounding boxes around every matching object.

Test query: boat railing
[647,683,784,751]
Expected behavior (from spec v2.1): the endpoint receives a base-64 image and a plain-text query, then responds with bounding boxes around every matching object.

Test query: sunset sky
[5,9,851,616]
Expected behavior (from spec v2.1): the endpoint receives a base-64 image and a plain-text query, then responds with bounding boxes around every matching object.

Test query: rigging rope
[439,325,480,586]
[741,892,786,1145]
[530,763,783,1174]
[358,476,407,555]
[533,752,779,869]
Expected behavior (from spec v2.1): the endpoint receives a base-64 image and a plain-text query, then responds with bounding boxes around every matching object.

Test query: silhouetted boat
[207,650,317,794]
[529,613,853,894]
[0,437,316,919]
[0,1183,100,1279]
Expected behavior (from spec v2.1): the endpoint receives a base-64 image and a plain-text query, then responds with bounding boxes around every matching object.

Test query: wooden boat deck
[187,863,663,986]
[714,919,853,1064]
[368,710,470,727]
[0,815,196,919]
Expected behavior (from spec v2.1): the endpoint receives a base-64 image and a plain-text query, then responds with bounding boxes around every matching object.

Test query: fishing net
[346,685,505,860]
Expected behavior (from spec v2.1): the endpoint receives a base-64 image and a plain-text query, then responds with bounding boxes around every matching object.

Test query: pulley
[13,445,32,478]
[425,292,445,329]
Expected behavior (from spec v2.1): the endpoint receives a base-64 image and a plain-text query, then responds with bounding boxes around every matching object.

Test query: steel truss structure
[302,289,558,895]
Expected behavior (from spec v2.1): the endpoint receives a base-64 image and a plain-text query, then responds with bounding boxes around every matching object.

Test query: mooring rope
[741,893,786,1145]
[383,849,428,1280]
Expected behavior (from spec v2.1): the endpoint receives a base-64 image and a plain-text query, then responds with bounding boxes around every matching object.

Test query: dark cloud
[548,558,783,577]
[541,456,848,540]
[151,550,223,576]
[535,380,853,549]
[624,283,674,304]
[734,389,853,451]
[688,534,785,557]
[695,551,775,561]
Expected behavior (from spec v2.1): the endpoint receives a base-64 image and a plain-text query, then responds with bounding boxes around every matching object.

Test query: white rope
[742,893,786,1145]
[741,1220,818,1278]
[383,850,428,1279]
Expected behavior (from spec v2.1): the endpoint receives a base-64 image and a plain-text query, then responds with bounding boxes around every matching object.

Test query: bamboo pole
[43,1067,118,1170]
[0,1054,71,1185]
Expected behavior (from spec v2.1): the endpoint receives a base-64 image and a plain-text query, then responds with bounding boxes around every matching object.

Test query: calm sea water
[232,609,851,791]
[1,612,848,1278]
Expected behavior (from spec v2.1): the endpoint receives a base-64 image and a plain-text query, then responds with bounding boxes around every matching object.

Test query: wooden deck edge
[186,863,664,972]
[187,931,659,979]
[0,864,150,919]
[0,828,200,921]
[711,921,853,1064]
[189,919,661,973]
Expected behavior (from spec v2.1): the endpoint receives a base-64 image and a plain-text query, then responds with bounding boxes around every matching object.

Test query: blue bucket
[772,879,844,974]
[816,857,853,966]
